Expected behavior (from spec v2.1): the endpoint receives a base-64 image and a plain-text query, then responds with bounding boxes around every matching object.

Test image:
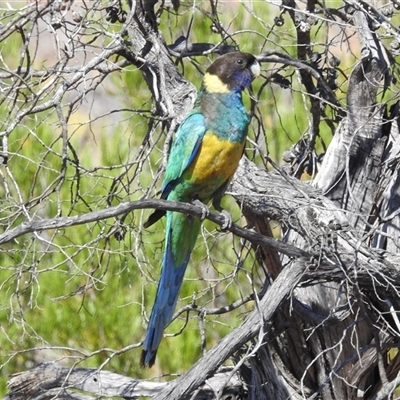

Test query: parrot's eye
[236,58,244,65]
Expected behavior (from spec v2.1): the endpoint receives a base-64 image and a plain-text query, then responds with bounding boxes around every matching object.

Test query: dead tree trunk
[253,13,389,400]
[231,9,400,400]
[5,1,400,400]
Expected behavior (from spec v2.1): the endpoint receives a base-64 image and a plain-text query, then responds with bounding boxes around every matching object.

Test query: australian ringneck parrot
[141,52,261,367]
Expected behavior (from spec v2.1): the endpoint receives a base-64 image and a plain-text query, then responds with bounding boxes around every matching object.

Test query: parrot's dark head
[203,52,260,93]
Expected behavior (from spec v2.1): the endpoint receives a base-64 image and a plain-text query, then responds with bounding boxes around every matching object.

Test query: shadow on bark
[5,1,400,400]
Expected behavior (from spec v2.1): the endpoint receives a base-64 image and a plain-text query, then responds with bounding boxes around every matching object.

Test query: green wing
[143,111,205,228]
[161,111,206,198]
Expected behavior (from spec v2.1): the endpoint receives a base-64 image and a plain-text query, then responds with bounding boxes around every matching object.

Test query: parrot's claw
[192,199,210,220]
[220,210,232,230]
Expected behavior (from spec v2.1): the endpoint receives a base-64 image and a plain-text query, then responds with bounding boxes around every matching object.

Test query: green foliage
[0,0,362,396]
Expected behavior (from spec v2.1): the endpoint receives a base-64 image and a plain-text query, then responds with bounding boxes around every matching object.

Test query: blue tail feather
[141,211,201,367]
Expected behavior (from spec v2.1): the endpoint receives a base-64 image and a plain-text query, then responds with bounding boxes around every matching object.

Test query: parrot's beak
[251,60,261,78]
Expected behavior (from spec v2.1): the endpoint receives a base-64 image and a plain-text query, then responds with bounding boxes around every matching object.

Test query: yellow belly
[184,132,245,198]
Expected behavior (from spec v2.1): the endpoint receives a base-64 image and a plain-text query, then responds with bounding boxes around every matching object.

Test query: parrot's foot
[192,199,210,220]
[220,209,232,230]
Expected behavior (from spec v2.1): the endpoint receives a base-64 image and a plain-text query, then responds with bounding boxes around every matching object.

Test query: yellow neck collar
[202,73,230,93]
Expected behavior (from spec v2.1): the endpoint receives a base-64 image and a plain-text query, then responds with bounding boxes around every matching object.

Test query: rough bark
[4,362,245,400]
[233,8,399,400]
[5,1,400,400]
[6,154,400,399]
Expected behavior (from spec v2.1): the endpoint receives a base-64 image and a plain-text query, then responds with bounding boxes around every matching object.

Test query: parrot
[141,52,261,367]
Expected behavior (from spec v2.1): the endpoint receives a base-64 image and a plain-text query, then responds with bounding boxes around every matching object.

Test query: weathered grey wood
[231,159,400,399]
[4,363,245,400]
[312,7,390,233]
[156,257,307,400]
[0,196,309,259]
[313,10,390,233]
[228,7,399,400]
[125,2,196,129]
[6,155,400,399]
[373,102,400,252]
[6,2,400,400]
